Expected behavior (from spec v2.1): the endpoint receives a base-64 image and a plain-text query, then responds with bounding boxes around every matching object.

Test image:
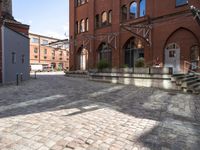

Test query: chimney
[0,0,2,17]
[2,0,13,19]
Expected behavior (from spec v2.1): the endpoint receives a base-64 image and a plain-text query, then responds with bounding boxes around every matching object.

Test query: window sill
[76,31,89,36]
[121,16,149,24]
[95,23,112,30]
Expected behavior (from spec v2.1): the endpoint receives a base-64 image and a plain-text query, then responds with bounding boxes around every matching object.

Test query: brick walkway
[0,73,200,150]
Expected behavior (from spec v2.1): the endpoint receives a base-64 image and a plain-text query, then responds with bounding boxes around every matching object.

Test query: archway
[123,37,144,67]
[98,42,112,66]
[164,27,199,73]
[77,46,88,71]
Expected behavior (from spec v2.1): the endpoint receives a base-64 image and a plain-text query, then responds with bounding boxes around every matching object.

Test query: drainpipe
[39,35,41,63]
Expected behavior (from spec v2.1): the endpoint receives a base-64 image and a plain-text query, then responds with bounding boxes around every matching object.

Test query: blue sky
[13,0,69,39]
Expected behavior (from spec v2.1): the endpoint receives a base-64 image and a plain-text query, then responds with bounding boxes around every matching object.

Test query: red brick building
[69,0,200,73]
[29,33,69,71]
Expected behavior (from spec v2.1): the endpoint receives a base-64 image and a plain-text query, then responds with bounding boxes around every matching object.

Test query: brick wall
[69,0,200,71]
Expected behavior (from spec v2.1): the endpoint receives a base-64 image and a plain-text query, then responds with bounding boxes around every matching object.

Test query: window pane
[121,6,127,21]
[42,40,48,45]
[22,55,25,64]
[108,11,112,24]
[102,12,107,26]
[80,20,85,32]
[12,52,16,64]
[176,0,188,6]
[130,2,137,19]
[31,38,39,43]
[140,0,146,17]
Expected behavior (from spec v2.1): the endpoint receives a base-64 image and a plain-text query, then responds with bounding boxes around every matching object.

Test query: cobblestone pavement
[0,73,200,150]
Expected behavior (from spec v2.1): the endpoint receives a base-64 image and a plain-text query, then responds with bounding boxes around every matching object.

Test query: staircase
[172,73,200,94]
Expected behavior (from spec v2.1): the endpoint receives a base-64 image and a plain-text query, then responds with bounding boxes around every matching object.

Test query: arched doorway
[164,27,199,73]
[77,47,88,71]
[124,37,144,67]
[164,43,180,73]
[98,43,112,66]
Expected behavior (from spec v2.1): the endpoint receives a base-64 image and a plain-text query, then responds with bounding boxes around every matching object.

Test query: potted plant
[97,59,110,72]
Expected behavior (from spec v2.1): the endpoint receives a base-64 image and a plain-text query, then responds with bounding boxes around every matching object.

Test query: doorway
[165,43,180,73]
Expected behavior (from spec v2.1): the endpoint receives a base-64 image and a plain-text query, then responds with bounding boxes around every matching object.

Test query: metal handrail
[184,61,200,74]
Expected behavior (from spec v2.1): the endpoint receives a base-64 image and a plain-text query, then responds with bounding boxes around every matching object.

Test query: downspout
[1,23,4,84]
[39,35,41,64]
[0,0,2,83]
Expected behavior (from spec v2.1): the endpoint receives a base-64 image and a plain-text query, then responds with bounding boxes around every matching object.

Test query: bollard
[34,71,37,79]
[20,73,23,82]
[16,74,19,86]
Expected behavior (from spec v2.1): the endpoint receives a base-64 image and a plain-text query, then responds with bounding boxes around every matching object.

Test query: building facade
[0,0,30,84]
[29,33,69,71]
[69,0,200,73]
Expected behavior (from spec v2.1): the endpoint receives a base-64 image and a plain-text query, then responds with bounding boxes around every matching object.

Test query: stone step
[189,82,200,89]
[172,73,185,77]
[175,76,198,86]
[181,76,198,82]
[172,74,194,82]
[193,86,200,93]
[181,79,200,88]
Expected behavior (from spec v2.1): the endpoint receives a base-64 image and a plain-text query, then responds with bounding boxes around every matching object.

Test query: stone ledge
[89,73,178,90]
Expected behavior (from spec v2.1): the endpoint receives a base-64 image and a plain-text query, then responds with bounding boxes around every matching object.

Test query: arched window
[108,10,112,24]
[101,11,107,26]
[77,46,88,70]
[130,2,137,19]
[77,0,86,6]
[77,0,81,6]
[121,5,127,21]
[191,45,200,61]
[95,14,100,28]
[99,43,112,65]
[139,0,146,17]
[124,37,144,67]
[81,0,85,5]
[190,45,200,70]
[76,21,79,34]
[86,18,89,31]
[80,19,85,32]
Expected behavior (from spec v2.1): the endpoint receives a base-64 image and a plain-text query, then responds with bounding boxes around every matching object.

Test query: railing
[184,61,200,75]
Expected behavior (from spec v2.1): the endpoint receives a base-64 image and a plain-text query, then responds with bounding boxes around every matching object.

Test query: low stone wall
[89,67,173,75]
[89,72,178,90]
[65,71,89,78]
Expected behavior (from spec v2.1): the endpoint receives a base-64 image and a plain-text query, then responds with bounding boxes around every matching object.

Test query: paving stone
[0,74,199,150]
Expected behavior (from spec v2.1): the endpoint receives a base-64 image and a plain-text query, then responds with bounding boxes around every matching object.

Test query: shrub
[122,64,129,68]
[97,59,110,70]
[135,58,145,68]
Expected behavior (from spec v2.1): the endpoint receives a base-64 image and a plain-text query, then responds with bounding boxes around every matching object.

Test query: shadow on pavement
[0,75,200,149]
